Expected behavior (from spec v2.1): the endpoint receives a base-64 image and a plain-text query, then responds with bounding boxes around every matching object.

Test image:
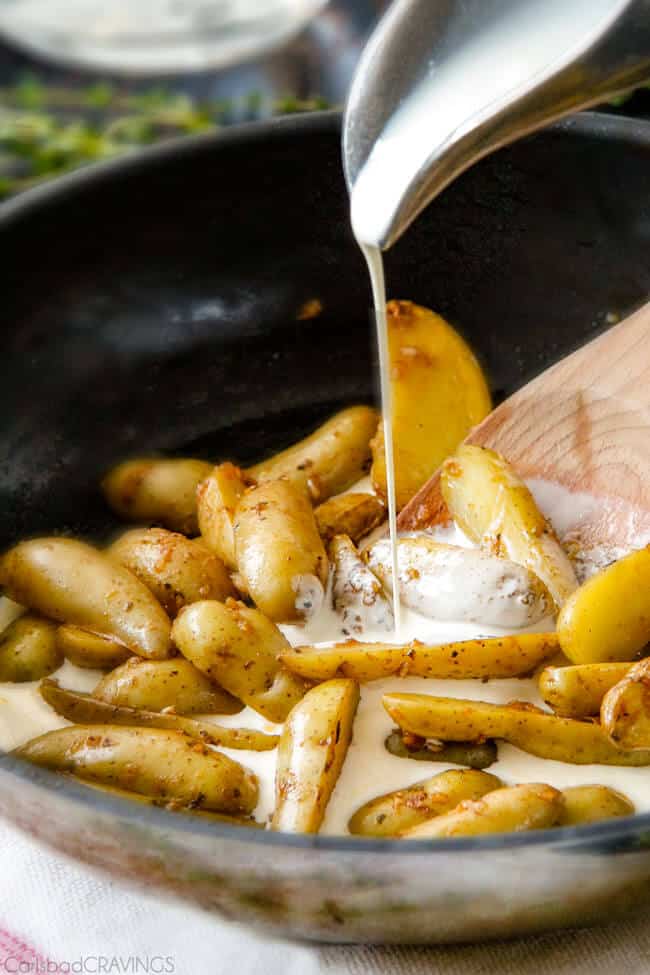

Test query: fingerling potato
[0,538,172,659]
[403,783,563,839]
[40,679,277,751]
[383,693,650,766]
[0,614,61,683]
[384,730,498,769]
[281,633,559,682]
[601,657,650,749]
[557,547,650,664]
[109,527,235,616]
[172,599,308,722]
[370,301,492,510]
[196,462,251,569]
[330,535,393,635]
[102,457,213,535]
[538,662,632,718]
[14,725,258,813]
[248,405,378,502]
[441,445,577,609]
[272,678,359,833]
[234,479,328,623]
[348,768,502,837]
[56,625,131,670]
[94,656,241,715]
[365,536,548,627]
[559,785,634,825]
[315,493,386,545]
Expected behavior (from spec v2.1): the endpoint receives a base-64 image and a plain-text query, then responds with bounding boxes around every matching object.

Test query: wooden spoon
[398,300,650,551]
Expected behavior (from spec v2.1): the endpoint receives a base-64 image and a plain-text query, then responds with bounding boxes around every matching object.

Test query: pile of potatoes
[2,300,650,838]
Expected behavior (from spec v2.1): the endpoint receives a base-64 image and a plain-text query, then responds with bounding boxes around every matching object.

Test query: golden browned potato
[281,633,559,682]
[14,725,258,813]
[196,462,251,569]
[102,457,213,535]
[40,679,277,751]
[109,527,235,616]
[272,678,359,833]
[0,614,61,683]
[403,783,564,839]
[172,599,308,722]
[441,445,577,609]
[0,538,172,659]
[370,301,492,511]
[557,548,650,664]
[601,657,650,749]
[234,479,328,623]
[384,730,498,769]
[248,406,378,503]
[365,536,549,627]
[330,535,394,635]
[538,662,632,718]
[94,656,241,715]
[56,625,131,670]
[383,693,650,766]
[315,493,386,545]
[348,769,502,837]
[559,785,634,826]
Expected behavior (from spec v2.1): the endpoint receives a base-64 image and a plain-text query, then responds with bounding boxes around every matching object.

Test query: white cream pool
[1,477,648,834]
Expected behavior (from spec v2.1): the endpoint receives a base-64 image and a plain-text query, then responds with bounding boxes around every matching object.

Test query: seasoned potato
[196,462,251,569]
[559,785,634,826]
[234,479,328,623]
[109,528,235,616]
[601,657,650,749]
[172,599,308,722]
[281,633,559,682]
[370,301,491,510]
[248,405,378,503]
[348,769,502,837]
[0,614,61,683]
[15,725,258,813]
[383,693,650,766]
[538,662,632,718]
[330,535,393,635]
[441,445,577,609]
[272,679,359,833]
[0,538,172,659]
[56,625,131,670]
[102,457,213,535]
[403,783,563,839]
[557,548,650,664]
[40,679,277,751]
[365,536,549,627]
[385,729,497,768]
[315,493,386,545]
[94,656,241,715]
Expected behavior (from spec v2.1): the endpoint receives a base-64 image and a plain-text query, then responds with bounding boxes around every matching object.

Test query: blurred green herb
[0,76,330,199]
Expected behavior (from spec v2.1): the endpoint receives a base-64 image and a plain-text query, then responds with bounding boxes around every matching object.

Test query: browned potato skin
[234,479,328,623]
[94,656,241,715]
[272,678,359,833]
[601,657,650,749]
[14,725,258,813]
[40,679,277,751]
[0,538,172,659]
[248,406,378,502]
[0,614,61,683]
[559,785,634,825]
[109,528,235,616]
[56,625,131,670]
[281,633,560,682]
[196,462,252,569]
[102,457,213,535]
[348,769,502,837]
[172,599,308,722]
[403,783,564,839]
[315,493,386,545]
[383,693,650,766]
[539,662,632,718]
